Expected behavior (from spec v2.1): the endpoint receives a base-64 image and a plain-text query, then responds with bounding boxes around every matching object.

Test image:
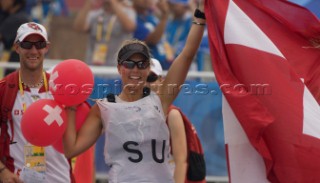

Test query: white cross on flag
[205,0,320,182]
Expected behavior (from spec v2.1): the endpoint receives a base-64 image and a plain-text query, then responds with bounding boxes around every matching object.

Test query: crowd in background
[0,0,212,79]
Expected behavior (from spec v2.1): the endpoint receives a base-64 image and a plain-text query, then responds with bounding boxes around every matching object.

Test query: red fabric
[169,106,204,154]
[73,145,95,183]
[168,106,206,183]
[0,71,19,172]
[205,0,320,182]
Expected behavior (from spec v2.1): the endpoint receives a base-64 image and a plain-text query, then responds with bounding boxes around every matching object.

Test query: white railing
[0,59,216,79]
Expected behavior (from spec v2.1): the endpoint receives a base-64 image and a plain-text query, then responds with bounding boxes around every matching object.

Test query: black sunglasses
[120,60,150,70]
[147,72,159,83]
[19,41,47,50]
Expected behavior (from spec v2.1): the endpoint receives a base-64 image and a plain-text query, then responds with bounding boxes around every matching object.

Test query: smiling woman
[63,1,206,181]
[115,39,151,98]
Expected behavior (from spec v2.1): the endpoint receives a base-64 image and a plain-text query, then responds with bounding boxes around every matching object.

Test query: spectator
[63,0,206,181]
[74,0,136,66]
[166,0,209,71]
[132,0,174,70]
[0,22,73,183]
[0,0,30,76]
[166,0,191,58]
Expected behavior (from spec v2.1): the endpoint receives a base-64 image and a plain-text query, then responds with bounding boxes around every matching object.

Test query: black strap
[106,87,150,103]
[142,87,150,97]
[106,93,116,103]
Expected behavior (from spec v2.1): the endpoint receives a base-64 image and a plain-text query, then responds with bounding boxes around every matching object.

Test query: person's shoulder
[0,72,14,85]
[1,13,30,30]
[7,11,29,21]
[0,71,19,86]
[168,106,182,117]
[169,107,181,116]
[0,78,6,85]
[0,77,7,93]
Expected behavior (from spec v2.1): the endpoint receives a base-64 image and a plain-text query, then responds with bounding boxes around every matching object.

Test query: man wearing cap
[0,22,72,183]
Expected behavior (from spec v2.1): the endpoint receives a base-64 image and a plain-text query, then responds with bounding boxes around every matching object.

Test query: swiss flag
[205,0,320,182]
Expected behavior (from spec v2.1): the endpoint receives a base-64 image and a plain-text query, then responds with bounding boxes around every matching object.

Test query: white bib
[97,92,174,183]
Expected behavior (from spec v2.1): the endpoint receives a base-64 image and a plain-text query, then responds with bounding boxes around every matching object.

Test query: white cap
[15,22,48,42]
[150,58,163,76]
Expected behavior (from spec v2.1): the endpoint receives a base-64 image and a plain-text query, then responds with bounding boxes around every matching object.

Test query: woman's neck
[118,88,144,102]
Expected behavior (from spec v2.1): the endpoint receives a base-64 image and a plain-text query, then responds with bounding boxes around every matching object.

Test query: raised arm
[160,0,206,112]
[109,0,136,32]
[73,0,93,32]
[63,104,103,158]
[144,0,169,45]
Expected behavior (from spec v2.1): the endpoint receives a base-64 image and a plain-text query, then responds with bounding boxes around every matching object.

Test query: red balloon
[49,59,94,106]
[21,99,67,147]
[52,102,91,153]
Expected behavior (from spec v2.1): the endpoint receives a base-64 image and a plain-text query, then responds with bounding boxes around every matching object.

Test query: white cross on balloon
[49,71,59,92]
[43,104,64,126]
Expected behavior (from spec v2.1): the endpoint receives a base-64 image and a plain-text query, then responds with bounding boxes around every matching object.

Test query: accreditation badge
[92,43,108,65]
[20,166,46,183]
[24,145,46,173]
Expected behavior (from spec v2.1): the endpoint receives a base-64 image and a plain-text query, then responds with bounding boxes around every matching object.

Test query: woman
[63,1,206,182]
[148,58,206,183]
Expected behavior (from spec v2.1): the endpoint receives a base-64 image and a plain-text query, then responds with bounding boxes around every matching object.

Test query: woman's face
[118,53,150,88]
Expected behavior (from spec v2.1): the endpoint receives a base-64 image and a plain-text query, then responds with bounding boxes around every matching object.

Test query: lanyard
[96,15,116,42]
[18,71,48,112]
[9,71,48,143]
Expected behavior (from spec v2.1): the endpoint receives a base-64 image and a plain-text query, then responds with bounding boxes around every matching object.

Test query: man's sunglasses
[147,72,159,83]
[19,41,47,49]
[120,60,150,70]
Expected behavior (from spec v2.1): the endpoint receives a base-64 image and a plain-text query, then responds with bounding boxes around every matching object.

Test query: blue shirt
[166,15,192,57]
[134,13,172,70]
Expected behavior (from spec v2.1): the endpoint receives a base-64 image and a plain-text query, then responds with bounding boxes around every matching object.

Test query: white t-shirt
[9,88,71,183]
[97,92,174,183]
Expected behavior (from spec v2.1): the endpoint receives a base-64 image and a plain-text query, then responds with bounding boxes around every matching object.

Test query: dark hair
[117,39,151,64]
